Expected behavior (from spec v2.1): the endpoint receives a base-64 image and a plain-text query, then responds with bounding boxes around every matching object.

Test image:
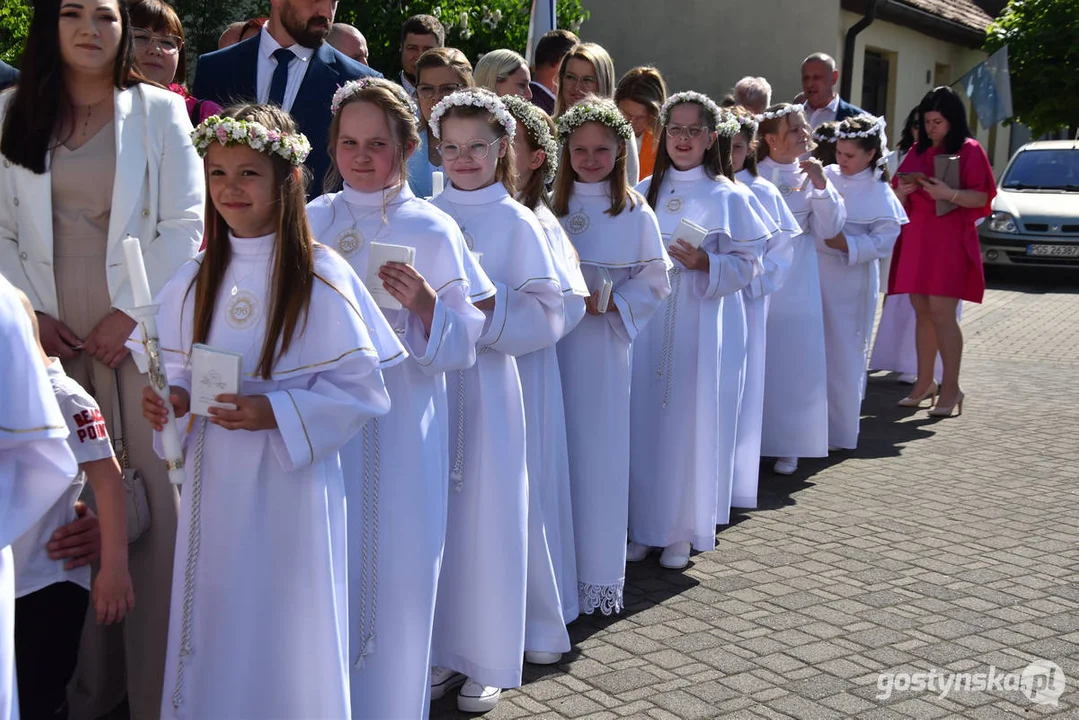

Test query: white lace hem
[578,580,623,616]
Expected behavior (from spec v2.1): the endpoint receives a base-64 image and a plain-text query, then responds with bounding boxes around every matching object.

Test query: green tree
[985,0,1079,137]
[0,0,32,66]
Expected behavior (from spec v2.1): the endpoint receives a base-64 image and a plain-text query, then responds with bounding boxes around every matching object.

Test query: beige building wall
[578,0,843,106]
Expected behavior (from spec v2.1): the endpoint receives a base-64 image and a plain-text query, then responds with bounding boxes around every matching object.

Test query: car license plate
[1027,244,1079,257]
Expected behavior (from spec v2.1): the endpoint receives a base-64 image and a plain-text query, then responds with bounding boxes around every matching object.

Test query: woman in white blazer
[0,2,203,718]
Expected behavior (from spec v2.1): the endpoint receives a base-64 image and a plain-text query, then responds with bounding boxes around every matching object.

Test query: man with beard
[193,0,380,195]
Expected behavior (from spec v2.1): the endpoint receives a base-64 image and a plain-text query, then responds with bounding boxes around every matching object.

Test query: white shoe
[525,650,562,665]
[457,678,501,713]
[897,372,917,384]
[774,457,798,475]
[430,666,466,701]
[626,541,652,562]
[659,541,691,569]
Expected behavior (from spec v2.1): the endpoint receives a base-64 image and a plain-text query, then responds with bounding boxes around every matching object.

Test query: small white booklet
[668,218,708,250]
[367,242,416,310]
[190,343,243,416]
[595,266,613,313]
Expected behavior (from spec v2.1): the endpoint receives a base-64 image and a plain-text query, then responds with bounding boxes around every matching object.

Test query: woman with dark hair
[890,86,994,417]
[0,1,204,717]
[128,0,221,124]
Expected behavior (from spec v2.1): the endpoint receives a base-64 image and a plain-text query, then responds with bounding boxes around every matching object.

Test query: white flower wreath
[330,78,417,117]
[501,94,558,183]
[734,113,758,133]
[812,129,838,144]
[837,114,888,140]
[428,89,516,140]
[191,116,312,166]
[659,91,739,137]
[556,101,633,144]
[754,104,801,123]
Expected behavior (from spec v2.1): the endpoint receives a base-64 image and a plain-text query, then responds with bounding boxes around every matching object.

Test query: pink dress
[170,83,222,125]
[888,138,995,303]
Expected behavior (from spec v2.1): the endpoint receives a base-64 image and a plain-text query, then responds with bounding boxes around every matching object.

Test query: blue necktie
[268,48,295,107]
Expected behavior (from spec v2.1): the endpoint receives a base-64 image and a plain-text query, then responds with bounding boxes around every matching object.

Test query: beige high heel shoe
[898,380,938,408]
[928,390,964,418]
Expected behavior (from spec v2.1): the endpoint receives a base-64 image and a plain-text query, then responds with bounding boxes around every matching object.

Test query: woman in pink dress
[890,87,995,417]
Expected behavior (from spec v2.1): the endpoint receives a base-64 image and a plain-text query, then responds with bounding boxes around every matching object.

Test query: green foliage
[337,0,589,78]
[985,0,1079,136]
[0,0,32,66]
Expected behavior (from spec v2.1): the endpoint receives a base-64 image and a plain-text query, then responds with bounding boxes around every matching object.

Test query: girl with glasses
[628,93,771,570]
[428,88,563,714]
[128,0,221,125]
[406,47,473,198]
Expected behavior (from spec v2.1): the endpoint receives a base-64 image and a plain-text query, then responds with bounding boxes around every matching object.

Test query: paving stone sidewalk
[433,267,1079,719]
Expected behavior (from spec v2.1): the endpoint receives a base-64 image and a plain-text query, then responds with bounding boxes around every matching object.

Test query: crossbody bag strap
[111,371,130,470]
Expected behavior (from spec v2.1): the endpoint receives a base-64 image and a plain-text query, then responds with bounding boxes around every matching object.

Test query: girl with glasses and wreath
[306,78,489,719]
[142,104,400,719]
[627,93,773,570]
[551,95,670,617]
[427,88,564,714]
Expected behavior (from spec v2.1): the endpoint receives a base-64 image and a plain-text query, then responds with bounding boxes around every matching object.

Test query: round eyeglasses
[437,137,502,162]
[132,28,184,55]
[666,125,708,140]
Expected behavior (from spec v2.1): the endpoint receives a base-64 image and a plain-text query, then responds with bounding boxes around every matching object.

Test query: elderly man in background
[734,76,771,114]
[801,52,867,128]
[328,23,368,65]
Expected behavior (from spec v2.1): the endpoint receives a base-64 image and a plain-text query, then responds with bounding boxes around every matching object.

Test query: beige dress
[52,121,179,720]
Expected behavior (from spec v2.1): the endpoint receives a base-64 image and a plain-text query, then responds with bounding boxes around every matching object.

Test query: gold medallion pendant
[566,211,590,235]
[778,182,794,197]
[226,290,259,330]
[336,227,365,258]
[665,197,684,213]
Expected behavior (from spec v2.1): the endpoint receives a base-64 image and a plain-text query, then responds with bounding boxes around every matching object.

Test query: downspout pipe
[840,0,882,101]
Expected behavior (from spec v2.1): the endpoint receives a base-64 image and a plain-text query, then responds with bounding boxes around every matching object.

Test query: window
[861,49,890,117]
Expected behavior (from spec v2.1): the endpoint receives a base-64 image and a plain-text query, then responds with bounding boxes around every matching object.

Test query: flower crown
[556,101,633,144]
[754,104,801,123]
[330,78,418,117]
[191,116,311,166]
[837,114,887,140]
[501,95,558,183]
[659,91,739,137]
[429,89,516,140]
[734,113,758,134]
[812,129,838,144]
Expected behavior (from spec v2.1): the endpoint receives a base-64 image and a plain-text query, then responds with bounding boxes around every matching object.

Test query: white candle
[123,236,153,308]
[432,171,445,196]
[770,167,781,187]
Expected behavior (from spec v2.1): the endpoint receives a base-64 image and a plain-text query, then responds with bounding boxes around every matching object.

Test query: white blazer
[0,83,204,317]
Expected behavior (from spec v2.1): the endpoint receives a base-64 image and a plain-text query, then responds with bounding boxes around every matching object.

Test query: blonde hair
[554,43,616,118]
[474,49,528,94]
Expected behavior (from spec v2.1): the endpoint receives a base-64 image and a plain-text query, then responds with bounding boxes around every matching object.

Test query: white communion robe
[522,202,588,651]
[307,182,486,719]
[0,275,78,720]
[430,182,563,689]
[153,235,401,720]
[820,166,908,449]
[557,181,670,615]
[629,166,769,550]
[732,170,801,508]
[757,158,846,459]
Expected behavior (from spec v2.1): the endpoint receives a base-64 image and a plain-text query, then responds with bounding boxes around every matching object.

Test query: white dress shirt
[256,27,315,112]
[805,93,840,129]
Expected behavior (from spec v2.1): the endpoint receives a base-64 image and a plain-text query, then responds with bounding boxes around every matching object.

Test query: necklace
[336,199,387,258]
[439,199,487,250]
[78,92,112,139]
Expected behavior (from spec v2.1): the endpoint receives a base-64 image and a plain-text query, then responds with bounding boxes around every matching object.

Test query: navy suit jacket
[0,61,18,92]
[192,36,380,195]
[835,98,868,123]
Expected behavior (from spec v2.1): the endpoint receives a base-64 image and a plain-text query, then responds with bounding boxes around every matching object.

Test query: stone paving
[433,266,1079,719]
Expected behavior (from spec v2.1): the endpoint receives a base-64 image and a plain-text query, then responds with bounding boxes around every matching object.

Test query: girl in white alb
[306,80,488,720]
[427,89,564,714]
[755,104,846,476]
[503,95,589,664]
[553,96,671,615]
[141,107,401,720]
[628,93,768,569]
[820,115,908,449]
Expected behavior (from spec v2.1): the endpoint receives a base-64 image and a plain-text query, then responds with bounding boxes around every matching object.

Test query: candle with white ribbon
[431,171,445,196]
[122,236,187,485]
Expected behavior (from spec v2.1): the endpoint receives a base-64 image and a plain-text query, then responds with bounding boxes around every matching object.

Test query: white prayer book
[367,242,416,310]
[190,344,243,416]
[668,218,708,250]
[595,266,613,313]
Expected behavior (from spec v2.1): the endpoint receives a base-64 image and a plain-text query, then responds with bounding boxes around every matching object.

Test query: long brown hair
[436,88,517,196]
[323,78,420,194]
[646,100,732,210]
[191,104,315,380]
[551,98,639,218]
[732,105,760,176]
[554,43,616,118]
[755,104,811,163]
[503,96,556,210]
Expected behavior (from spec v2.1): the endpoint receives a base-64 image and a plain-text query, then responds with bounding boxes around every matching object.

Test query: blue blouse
[407,129,442,198]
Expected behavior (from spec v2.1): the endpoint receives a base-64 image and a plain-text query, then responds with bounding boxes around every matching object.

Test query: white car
[979,140,1079,267]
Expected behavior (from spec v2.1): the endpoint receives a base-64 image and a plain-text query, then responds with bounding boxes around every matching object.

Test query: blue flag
[957,45,1013,128]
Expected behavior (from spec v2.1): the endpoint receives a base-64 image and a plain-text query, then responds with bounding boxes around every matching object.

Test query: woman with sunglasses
[128,0,221,125]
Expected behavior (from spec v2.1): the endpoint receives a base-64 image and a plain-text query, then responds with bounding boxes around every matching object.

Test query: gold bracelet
[951,190,959,202]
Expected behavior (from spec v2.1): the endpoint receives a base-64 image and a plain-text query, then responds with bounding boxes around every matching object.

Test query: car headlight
[988,211,1018,233]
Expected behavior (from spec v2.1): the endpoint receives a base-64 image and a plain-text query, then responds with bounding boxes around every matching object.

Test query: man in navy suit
[801,53,867,129]
[0,60,18,91]
[193,0,380,196]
